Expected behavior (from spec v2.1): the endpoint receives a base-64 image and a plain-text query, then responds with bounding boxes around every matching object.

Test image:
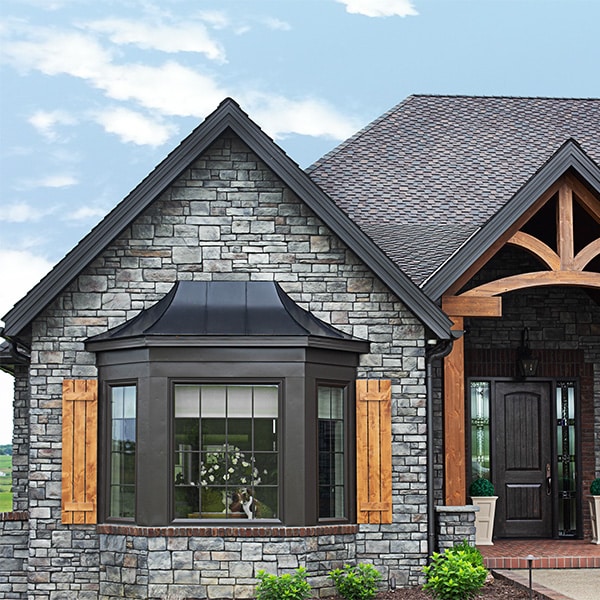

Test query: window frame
[95,345,360,527]
[171,379,282,523]
[317,381,352,523]
[101,379,138,524]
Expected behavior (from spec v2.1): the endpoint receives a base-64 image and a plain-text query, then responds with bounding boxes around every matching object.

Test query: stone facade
[7,132,434,598]
[0,512,28,599]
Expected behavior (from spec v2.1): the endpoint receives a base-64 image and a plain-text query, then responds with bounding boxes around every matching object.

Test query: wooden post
[443,317,466,506]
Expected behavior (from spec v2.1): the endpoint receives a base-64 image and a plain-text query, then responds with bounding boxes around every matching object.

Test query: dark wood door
[493,382,552,538]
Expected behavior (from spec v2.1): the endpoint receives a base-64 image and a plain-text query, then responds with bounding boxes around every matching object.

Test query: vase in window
[469,478,497,546]
[589,478,600,544]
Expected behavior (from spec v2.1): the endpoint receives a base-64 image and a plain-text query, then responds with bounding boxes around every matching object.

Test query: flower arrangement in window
[200,444,265,487]
[200,444,269,518]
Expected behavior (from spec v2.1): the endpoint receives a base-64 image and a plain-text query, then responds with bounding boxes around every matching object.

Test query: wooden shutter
[62,379,98,524]
[356,379,392,524]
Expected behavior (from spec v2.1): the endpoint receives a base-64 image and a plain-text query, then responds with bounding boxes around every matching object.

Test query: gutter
[0,327,31,364]
[425,336,456,558]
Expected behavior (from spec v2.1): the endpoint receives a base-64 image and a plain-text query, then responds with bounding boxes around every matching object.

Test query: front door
[493,382,552,538]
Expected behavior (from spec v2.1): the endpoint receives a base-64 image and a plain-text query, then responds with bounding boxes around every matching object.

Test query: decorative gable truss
[443,173,600,318]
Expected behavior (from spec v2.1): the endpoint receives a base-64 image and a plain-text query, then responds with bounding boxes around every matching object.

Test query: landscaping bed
[334,577,532,599]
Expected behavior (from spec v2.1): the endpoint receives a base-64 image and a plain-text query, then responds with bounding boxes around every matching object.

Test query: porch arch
[440,175,600,505]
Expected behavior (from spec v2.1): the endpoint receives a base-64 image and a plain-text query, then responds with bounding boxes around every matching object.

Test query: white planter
[589,496,600,544]
[471,496,497,546]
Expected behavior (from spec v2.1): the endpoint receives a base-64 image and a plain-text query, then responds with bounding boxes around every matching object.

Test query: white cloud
[4,202,43,223]
[337,0,419,18]
[245,94,362,140]
[263,18,292,31]
[69,206,109,221]
[28,109,76,141]
[93,107,177,146]
[83,18,226,62]
[5,24,359,143]
[40,175,78,188]
[15,174,77,191]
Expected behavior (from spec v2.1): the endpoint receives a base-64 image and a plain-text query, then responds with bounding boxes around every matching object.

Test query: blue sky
[1,0,599,443]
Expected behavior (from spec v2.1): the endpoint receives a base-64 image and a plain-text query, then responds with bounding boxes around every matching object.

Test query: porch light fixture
[517,328,538,378]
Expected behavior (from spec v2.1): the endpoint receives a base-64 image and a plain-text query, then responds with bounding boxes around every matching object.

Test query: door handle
[546,463,552,496]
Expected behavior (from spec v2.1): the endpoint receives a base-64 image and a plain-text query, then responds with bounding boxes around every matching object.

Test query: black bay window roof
[86,280,368,353]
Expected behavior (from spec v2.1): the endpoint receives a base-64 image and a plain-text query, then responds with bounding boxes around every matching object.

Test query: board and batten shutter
[62,379,98,524]
[356,379,392,524]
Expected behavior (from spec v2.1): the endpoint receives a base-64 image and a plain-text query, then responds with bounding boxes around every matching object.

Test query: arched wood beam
[507,231,561,270]
[461,271,600,297]
[574,239,600,270]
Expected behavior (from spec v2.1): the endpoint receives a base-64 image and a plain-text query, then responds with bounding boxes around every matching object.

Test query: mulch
[325,576,533,599]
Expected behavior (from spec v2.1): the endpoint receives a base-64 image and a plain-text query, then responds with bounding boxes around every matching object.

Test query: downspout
[425,337,455,558]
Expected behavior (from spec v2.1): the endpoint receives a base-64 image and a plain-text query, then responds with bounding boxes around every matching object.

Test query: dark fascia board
[3,98,453,340]
[423,139,600,301]
[86,335,371,354]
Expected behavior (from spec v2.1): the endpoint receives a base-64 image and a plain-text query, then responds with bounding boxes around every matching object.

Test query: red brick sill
[0,511,29,522]
[97,523,359,537]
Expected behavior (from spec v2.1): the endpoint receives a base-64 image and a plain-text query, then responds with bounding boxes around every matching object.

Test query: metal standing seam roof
[85,281,369,352]
[307,95,600,289]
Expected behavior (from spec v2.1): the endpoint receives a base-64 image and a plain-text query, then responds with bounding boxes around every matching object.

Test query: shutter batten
[62,379,98,524]
[356,379,392,524]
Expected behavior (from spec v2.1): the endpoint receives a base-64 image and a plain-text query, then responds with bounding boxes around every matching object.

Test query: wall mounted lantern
[517,327,538,378]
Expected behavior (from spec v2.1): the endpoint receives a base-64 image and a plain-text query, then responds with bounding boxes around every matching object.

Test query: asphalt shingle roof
[308,95,600,287]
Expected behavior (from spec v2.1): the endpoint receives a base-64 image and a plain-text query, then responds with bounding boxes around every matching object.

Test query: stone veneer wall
[435,506,477,552]
[15,131,433,598]
[97,525,358,599]
[12,364,29,512]
[0,512,28,598]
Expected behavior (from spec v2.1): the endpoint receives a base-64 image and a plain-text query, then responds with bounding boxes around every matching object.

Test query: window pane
[470,381,490,481]
[228,386,253,417]
[201,386,227,417]
[174,383,279,520]
[318,385,345,519]
[175,386,200,418]
[109,385,136,519]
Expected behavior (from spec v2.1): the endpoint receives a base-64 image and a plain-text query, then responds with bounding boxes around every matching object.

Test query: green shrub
[452,539,485,567]
[328,563,382,600]
[423,547,488,600]
[255,567,312,600]
[591,478,600,495]
[468,477,495,497]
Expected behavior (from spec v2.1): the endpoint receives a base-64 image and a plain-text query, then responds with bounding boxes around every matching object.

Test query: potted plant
[589,478,600,544]
[469,477,497,546]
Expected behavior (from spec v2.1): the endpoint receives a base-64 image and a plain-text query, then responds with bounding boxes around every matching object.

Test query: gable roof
[2,98,453,341]
[308,95,600,292]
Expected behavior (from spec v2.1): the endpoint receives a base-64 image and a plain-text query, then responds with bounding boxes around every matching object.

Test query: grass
[0,455,13,512]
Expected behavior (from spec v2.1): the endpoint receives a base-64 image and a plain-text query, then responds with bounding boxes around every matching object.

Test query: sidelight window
[109,385,137,519]
[469,381,491,482]
[318,385,346,519]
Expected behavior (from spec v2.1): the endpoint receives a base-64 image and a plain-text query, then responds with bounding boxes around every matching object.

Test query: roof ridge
[409,93,600,101]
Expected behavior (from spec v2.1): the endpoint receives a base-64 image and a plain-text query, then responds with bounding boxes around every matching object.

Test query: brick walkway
[479,538,600,569]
